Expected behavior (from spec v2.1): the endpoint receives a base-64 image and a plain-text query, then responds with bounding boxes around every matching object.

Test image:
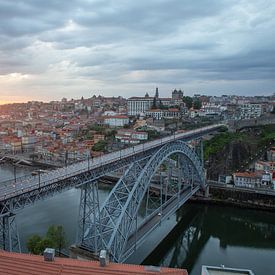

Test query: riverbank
[192,184,275,212]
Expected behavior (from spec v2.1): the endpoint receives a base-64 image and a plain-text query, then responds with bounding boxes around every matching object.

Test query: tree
[27,225,66,256]
[92,140,107,152]
[27,234,43,255]
[182,96,193,109]
[193,98,202,110]
[27,235,54,255]
[46,225,67,256]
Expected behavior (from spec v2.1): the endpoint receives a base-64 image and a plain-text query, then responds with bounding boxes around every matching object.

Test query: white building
[255,161,275,172]
[239,103,262,119]
[115,129,148,144]
[146,108,181,120]
[22,136,37,152]
[127,95,154,116]
[127,89,184,116]
[103,115,129,127]
[233,172,262,188]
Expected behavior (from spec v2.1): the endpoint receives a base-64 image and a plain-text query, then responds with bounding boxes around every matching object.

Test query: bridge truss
[0,124,217,254]
[77,140,205,262]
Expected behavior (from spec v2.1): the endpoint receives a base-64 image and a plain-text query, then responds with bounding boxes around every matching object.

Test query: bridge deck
[123,186,200,261]
[0,124,222,203]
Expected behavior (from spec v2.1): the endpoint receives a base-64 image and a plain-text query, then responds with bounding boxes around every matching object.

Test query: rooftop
[0,250,188,275]
[201,265,254,275]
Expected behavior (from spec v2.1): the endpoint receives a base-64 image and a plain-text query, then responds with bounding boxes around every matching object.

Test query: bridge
[0,124,224,262]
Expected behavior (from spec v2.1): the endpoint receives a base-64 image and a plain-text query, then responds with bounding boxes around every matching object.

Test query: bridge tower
[76,140,206,262]
[0,213,21,252]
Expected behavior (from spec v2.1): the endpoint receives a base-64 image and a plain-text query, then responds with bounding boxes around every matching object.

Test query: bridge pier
[0,213,21,252]
[77,181,101,256]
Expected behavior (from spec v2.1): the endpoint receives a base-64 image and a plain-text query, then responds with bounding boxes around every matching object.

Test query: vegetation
[88,124,105,134]
[92,140,108,152]
[27,225,67,255]
[145,129,161,140]
[182,96,193,109]
[204,125,275,160]
[204,131,245,160]
[182,96,202,109]
[193,98,202,110]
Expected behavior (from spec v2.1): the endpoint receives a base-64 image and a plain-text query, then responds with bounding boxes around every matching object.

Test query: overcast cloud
[0,0,274,102]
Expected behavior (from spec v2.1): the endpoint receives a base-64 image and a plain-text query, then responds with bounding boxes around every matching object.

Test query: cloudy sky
[0,0,275,103]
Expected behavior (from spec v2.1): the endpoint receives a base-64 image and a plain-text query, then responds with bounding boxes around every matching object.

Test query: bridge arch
[82,140,205,262]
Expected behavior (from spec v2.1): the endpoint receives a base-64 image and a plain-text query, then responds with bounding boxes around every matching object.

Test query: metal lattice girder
[92,140,205,262]
[0,213,21,252]
[77,181,102,254]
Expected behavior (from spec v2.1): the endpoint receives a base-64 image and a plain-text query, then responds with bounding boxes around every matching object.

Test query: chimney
[99,250,109,267]
[43,248,55,262]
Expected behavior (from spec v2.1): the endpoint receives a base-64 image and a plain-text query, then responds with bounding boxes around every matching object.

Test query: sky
[0,0,275,104]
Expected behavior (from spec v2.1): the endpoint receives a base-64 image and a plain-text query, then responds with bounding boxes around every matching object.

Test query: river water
[1,164,275,274]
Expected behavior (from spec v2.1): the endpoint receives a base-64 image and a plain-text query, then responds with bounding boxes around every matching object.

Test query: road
[124,186,200,259]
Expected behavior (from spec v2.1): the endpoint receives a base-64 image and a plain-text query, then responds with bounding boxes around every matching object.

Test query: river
[1,164,275,274]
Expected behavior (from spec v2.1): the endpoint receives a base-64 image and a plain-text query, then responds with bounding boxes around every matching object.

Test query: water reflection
[144,204,275,275]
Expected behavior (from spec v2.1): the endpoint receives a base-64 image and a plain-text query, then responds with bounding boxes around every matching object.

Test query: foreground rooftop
[0,250,188,275]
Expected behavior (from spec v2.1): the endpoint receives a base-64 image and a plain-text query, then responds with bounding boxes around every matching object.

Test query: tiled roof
[0,250,188,275]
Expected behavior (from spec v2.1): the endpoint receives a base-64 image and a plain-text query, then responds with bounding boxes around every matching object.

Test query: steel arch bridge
[77,140,205,262]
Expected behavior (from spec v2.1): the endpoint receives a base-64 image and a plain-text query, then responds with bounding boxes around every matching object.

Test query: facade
[146,108,181,120]
[239,103,262,119]
[115,129,148,144]
[255,161,275,172]
[233,171,274,188]
[267,147,275,161]
[233,172,262,188]
[127,95,154,116]
[22,136,37,152]
[127,88,184,116]
[103,116,129,127]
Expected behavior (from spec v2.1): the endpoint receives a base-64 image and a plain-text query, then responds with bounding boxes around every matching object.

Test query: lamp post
[13,165,17,183]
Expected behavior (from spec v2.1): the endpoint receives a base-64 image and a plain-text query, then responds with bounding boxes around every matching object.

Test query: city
[1,1,275,275]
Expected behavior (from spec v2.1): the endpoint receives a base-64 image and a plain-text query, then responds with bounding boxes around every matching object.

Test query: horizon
[0,89,274,107]
[1,1,275,103]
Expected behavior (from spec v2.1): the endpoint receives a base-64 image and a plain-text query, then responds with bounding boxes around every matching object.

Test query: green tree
[182,96,193,109]
[193,98,202,109]
[27,235,54,255]
[92,140,107,152]
[46,225,67,256]
[27,225,66,256]
[27,234,43,255]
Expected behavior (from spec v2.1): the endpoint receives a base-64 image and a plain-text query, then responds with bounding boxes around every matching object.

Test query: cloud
[0,0,274,102]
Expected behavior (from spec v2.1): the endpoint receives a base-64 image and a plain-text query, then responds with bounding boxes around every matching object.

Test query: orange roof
[233,172,262,178]
[0,250,187,275]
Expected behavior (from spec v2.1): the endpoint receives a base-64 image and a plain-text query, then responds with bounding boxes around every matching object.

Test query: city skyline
[1,0,275,104]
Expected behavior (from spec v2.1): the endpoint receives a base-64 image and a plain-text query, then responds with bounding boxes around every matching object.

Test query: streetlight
[13,165,17,183]
[38,170,41,189]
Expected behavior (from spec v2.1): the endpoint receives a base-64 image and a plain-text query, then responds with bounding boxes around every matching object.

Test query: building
[22,135,37,152]
[103,115,129,127]
[233,172,262,188]
[0,250,188,275]
[127,94,154,116]
[127,88,184,116]
[267,147,275,161]
[255,160,275,172]
[146,108,181,120]
[239,103,262,119]
[233,171,274,188]
[115,129,148,144]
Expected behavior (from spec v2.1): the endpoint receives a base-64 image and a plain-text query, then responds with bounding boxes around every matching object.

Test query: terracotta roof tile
[0,251,188,275]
